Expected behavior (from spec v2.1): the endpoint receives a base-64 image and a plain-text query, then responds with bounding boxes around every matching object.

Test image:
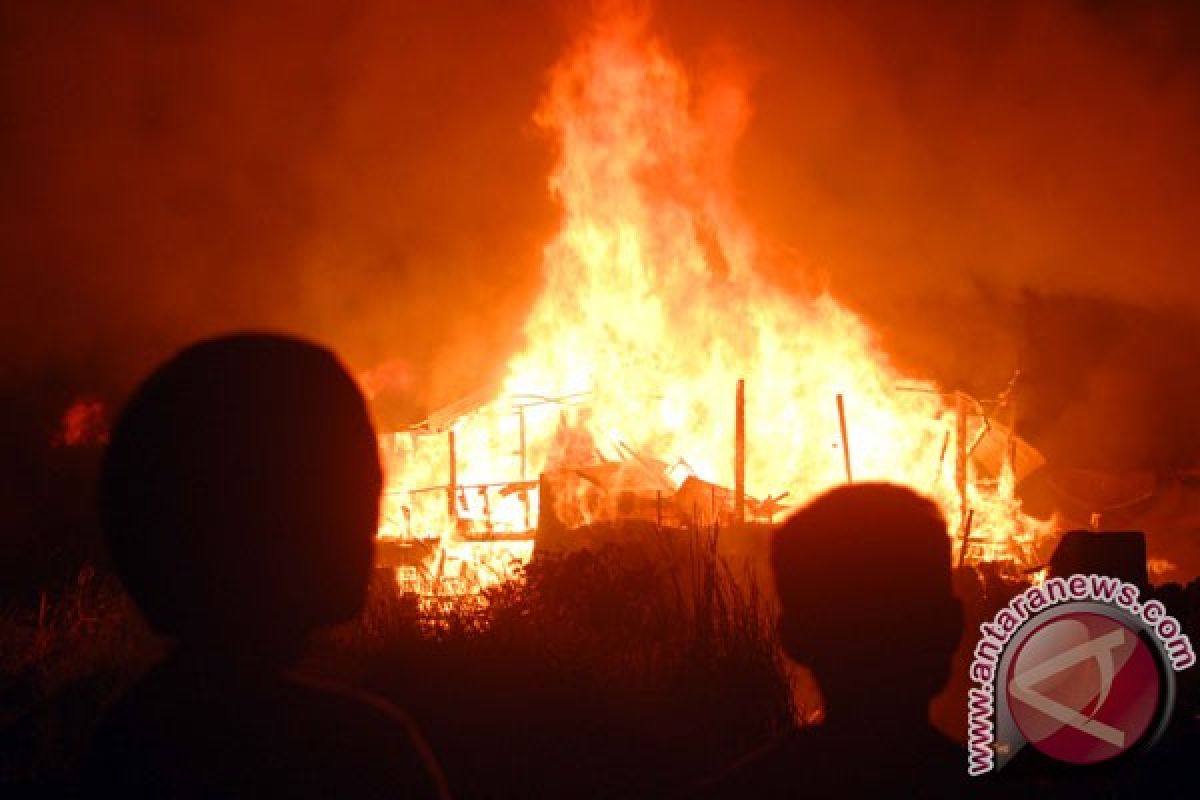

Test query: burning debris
[377,380,1050,606]
[373,16,1055,604]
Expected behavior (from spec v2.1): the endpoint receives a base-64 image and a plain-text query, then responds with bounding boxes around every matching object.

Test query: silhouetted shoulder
[86,657,449,799]
[87,334,446,797]
[693,726,974,799]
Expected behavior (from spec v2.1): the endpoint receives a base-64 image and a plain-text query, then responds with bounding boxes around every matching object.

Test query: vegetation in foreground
[1,530,796,798]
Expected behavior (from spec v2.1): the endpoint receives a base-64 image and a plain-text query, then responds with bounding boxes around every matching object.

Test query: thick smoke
[0,1,563,420]
[3,1,1198,431]
[664,0,1200,475]
[3,2,1200,578]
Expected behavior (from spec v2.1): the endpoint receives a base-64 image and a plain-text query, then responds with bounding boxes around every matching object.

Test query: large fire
[374,15,1052,602]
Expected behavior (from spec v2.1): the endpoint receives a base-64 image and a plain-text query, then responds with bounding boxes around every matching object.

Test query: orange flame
[377,15,1051,598]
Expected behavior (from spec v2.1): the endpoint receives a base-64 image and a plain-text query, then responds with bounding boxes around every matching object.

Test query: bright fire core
[373,16,1052,599]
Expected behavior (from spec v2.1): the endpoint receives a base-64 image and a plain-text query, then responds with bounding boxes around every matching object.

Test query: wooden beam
[836,393,853,483]
[735,379,746,525]
[447,429,458,523]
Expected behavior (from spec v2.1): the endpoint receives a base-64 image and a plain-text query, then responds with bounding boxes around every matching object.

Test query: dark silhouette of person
[85,333,449,798]
[694,483,968,798]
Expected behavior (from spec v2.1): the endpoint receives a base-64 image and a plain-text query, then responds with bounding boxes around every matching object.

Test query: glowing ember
[376,15,1053,600]
[53,398,108,448]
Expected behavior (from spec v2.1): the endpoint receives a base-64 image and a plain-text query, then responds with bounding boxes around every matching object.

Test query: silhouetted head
[101,334,381,661]
[771,483,962,722]
[1047,529,1149,592]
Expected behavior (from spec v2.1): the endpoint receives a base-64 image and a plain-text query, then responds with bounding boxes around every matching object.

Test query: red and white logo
[1005,611,1161,765]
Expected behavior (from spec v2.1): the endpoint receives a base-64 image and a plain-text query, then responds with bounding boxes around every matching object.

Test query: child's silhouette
[87,334,448,798]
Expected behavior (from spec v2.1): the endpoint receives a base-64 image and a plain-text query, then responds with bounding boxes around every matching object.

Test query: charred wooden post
[955,392,969,541]
[447,429,458,523]
[931,429,950,488]
[735,378,746,525]
[517,406,527,480]
[431,546,446,596]
[522,487,532,532]
[1007,393,1018,467]
[481,486,493,535]
[958,508,975,568]
[836,393,853,483]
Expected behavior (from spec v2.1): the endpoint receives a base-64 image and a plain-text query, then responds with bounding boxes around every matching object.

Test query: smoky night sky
[3,0,1200,475]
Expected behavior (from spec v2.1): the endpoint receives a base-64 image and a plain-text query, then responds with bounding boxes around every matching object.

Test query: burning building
[371,14,1055,603]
